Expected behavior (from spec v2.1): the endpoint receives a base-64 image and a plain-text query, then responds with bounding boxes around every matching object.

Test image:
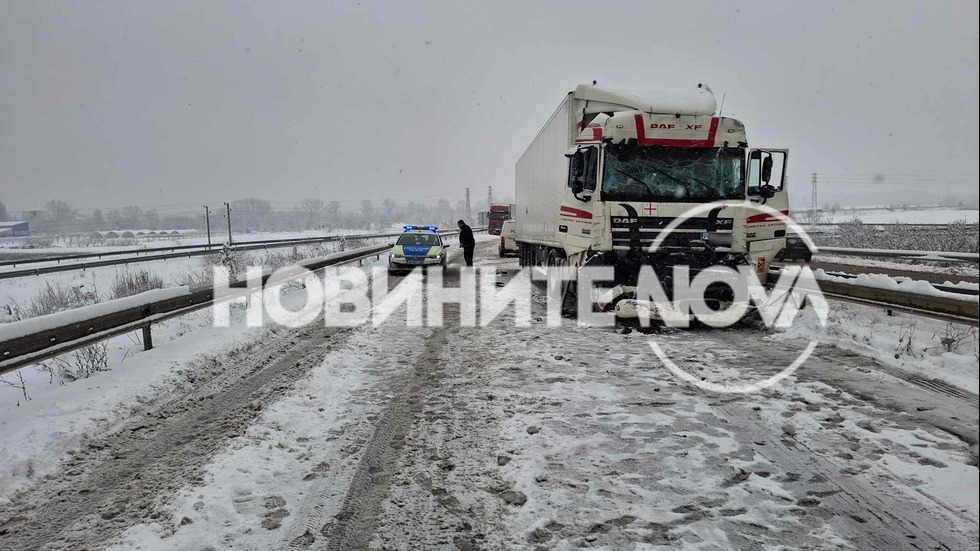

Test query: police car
[388,226,449,272]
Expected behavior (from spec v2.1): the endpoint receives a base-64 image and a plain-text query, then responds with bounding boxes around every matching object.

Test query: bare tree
[144,209,160,229]
[121,205,143,228]
[46,200,75,220]
[325,201,341,229]
[361,200,374,229]
[45,200,76,234]
[91,208,104,229]
[382,198,397,224]
[231,198,273,231]
[300,198,326,229]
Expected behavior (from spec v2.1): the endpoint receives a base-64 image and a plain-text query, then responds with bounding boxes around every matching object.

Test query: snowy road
[1,242,977,550]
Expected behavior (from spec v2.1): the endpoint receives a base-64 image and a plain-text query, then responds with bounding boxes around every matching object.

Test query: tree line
[1,197,493,236]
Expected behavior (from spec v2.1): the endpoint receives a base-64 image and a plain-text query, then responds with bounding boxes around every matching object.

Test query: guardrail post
[142,325,153,351]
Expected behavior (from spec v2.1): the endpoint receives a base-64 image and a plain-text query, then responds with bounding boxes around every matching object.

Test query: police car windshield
[397,233,441,246]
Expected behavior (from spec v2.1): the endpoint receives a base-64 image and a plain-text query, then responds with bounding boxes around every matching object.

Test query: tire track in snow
[309,328,450,550]
[0,321,356,550]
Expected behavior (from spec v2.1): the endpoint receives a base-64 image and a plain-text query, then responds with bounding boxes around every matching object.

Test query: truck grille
[610,216,733,250]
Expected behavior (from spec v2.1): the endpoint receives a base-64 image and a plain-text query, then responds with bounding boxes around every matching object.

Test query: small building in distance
[0,221,29,237]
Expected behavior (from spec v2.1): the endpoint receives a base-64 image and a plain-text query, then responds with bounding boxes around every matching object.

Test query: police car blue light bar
[403,225,438,232]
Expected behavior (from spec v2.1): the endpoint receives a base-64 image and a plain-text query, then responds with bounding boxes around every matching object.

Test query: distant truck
[487,203,515,235]
[515,83,790,316]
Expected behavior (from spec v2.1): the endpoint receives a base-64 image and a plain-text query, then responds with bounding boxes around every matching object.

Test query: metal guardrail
[814,246,979,265]
[803,222,978,228]
[0,231,435,268]
[0,236,314,267]
[0,230,466,280]
[0,229,478,375]
[0,243,393,376]
[766,271,980,326]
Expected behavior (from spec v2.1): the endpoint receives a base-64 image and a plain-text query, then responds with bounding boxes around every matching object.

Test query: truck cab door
[745,149,790,273]
[557,145,600,255]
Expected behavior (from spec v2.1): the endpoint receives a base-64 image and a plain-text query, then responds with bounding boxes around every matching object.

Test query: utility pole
[224,202,232,244]
[811,173,818,223]
[204,205,212,247]
[465,188,471,221]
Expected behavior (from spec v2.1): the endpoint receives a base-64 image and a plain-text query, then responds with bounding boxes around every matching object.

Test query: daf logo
[612,217,638,224]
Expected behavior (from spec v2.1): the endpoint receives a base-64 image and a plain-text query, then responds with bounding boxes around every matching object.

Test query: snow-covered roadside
[806,268,979,302]
[0,259,385,505]
[0,241,355,315]
[0,305,271,504]
[813,254,980,279]
[773,300,979,395]
[107,320,422,550]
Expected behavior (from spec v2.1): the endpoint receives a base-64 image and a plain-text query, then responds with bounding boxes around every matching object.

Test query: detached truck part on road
[515,83,790,315]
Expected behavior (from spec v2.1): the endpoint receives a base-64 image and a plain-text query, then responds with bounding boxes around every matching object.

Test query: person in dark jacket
[457,219,475,266]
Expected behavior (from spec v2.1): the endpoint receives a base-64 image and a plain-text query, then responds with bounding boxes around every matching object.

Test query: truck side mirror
[761,156,773,184]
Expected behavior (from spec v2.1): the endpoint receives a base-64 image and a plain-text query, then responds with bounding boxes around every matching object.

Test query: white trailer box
[515,93,576,247]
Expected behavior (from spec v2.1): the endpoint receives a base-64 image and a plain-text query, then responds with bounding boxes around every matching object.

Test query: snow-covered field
[0,226,444,257]
[810,207,979,225]
[0,239,390,318]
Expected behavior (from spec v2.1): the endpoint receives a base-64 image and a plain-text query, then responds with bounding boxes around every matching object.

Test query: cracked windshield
[602,145,745,202]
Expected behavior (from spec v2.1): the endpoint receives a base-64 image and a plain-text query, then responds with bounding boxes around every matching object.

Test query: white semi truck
[515,83,790,314]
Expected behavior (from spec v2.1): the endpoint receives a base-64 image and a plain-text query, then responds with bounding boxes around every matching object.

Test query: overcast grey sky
[2,0,978,213]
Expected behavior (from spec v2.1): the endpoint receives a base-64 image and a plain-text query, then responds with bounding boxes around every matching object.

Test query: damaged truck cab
[515,84,790,314]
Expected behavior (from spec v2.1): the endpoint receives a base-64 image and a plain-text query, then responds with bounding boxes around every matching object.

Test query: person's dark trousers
[463,246,474,266]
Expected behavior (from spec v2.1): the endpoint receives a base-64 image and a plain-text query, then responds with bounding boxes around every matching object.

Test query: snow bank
[775,303,979,394]
[785,267,980,303]
[0,287,190,342]
[819,246,978,262]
